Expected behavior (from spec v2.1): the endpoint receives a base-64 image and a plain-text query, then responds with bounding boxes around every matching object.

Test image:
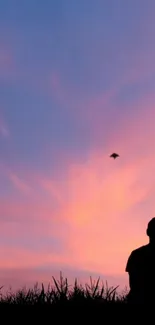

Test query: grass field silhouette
[0,272,128,306]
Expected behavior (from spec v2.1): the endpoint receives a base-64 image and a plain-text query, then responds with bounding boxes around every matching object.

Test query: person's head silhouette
[146,218,155,243]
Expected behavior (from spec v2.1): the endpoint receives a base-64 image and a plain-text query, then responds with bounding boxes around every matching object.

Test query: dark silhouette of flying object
[110,153,119,159]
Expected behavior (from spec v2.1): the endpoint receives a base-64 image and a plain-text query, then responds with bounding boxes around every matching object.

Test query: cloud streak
[9,173,32,194]
[0,114,9,138]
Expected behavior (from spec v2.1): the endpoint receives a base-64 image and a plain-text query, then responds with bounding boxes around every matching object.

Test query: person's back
[126,218,155,304]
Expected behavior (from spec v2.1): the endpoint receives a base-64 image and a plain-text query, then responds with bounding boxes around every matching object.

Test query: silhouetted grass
[0,273,128,306]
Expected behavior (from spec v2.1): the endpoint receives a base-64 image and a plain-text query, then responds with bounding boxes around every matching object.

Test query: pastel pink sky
[0,0,155,292]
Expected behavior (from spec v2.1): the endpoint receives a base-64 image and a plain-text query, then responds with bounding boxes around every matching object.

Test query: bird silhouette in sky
[110,153,119,159]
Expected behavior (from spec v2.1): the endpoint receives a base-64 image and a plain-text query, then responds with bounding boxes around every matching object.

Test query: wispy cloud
[0,45,15,81]
[0,115,9,138]
[39,178,63,203]
[9,173,32,194]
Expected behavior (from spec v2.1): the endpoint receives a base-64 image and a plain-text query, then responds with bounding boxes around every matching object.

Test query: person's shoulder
[125,245,149,272]
[131,244,149,256]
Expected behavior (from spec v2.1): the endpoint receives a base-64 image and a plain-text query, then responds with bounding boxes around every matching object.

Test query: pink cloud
[55,158,148,273]
[32,97,155,276]
[39,178,63,204]
[0,247,66,269]
[60,103,155,274]
[0,198,58,222]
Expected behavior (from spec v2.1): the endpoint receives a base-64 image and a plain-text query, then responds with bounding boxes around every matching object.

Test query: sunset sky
[0,0,155,291]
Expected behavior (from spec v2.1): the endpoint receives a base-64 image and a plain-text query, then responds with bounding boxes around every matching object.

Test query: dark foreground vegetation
[0,273,128,306]
[0,274,149,321]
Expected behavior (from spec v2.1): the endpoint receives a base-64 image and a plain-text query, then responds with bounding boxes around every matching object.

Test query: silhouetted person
[126,218,155,304]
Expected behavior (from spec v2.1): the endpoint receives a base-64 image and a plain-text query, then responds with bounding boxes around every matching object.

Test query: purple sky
[0,0,155,291]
